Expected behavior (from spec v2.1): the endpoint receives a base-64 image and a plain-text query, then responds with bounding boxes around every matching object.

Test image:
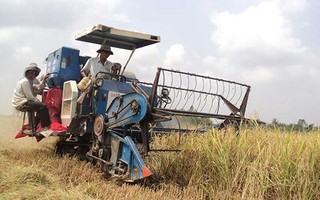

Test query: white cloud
[0,0,122,30]
[81,0,120,25]
[0,27,29,46]
[106,45,161,82]
[301,22,312,28]
[207,0,320,124]
[129,45,160,82]
[14,46,33,56]
[203,56,234,76]
[203,56,273,84]
[244,66,274,83]
[211,2,302,53]
[208,0,312,83]
[273,0,308,13]
[164,44,185,66]
[113,14,130,23]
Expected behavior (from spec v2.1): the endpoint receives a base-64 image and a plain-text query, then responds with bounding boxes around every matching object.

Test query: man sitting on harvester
[12,63,51,137]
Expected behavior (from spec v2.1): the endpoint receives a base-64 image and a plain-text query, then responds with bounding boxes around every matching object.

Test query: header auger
[16,24,251,182]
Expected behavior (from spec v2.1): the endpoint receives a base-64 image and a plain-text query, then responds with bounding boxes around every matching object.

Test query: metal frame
[75,24,161,77]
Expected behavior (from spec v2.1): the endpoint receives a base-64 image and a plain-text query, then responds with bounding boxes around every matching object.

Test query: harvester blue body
[46,47,82,88]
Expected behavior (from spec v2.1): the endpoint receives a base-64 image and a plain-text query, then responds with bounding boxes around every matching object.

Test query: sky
[0,0,319,125]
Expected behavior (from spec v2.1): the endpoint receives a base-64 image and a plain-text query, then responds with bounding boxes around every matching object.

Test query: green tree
[177,106,213,128]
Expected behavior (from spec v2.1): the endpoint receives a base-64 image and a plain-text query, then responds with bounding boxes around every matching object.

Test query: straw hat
[97,44,113,55]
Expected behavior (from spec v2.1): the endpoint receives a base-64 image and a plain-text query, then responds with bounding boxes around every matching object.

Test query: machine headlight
[95,78,103,87]
[161,88,169,96]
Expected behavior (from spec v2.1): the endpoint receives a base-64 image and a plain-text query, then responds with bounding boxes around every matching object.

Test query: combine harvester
[16,24,251,182]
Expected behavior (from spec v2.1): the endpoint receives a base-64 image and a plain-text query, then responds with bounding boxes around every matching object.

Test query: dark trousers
[23,101,51,128]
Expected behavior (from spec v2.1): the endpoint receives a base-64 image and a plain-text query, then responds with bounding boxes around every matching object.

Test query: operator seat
[19,104,36,135]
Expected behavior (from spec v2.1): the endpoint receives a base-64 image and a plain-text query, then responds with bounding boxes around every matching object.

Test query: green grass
[1,116,320,199]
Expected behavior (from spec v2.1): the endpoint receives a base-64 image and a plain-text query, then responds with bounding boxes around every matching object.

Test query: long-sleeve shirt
[12,77,45,109]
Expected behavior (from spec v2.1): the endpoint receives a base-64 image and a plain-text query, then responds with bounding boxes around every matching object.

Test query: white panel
[61,80,79,126]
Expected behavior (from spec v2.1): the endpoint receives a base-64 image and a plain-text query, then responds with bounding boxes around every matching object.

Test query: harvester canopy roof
[75,24,161,50]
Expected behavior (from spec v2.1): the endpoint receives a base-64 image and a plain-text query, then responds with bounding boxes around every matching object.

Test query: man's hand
[111,63,122,75]
[43,73,51,81]
[40,73,51,81]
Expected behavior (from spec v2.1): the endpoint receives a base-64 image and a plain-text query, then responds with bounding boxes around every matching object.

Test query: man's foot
[39,128,53,137]
[22,129,34,136]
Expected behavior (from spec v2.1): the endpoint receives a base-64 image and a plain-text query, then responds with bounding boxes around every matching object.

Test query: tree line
[269,118,315,132]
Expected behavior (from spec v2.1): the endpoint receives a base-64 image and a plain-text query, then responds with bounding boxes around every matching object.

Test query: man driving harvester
[80,44,121,80]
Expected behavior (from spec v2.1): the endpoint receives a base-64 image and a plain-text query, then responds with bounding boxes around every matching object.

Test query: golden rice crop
[1,115,320,199]
[148,127,320,199]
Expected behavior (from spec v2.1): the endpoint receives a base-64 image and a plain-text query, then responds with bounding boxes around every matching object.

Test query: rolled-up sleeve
[81,58,92,75]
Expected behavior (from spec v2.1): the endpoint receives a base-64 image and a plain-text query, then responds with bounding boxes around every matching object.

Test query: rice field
[1,115,320,199]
